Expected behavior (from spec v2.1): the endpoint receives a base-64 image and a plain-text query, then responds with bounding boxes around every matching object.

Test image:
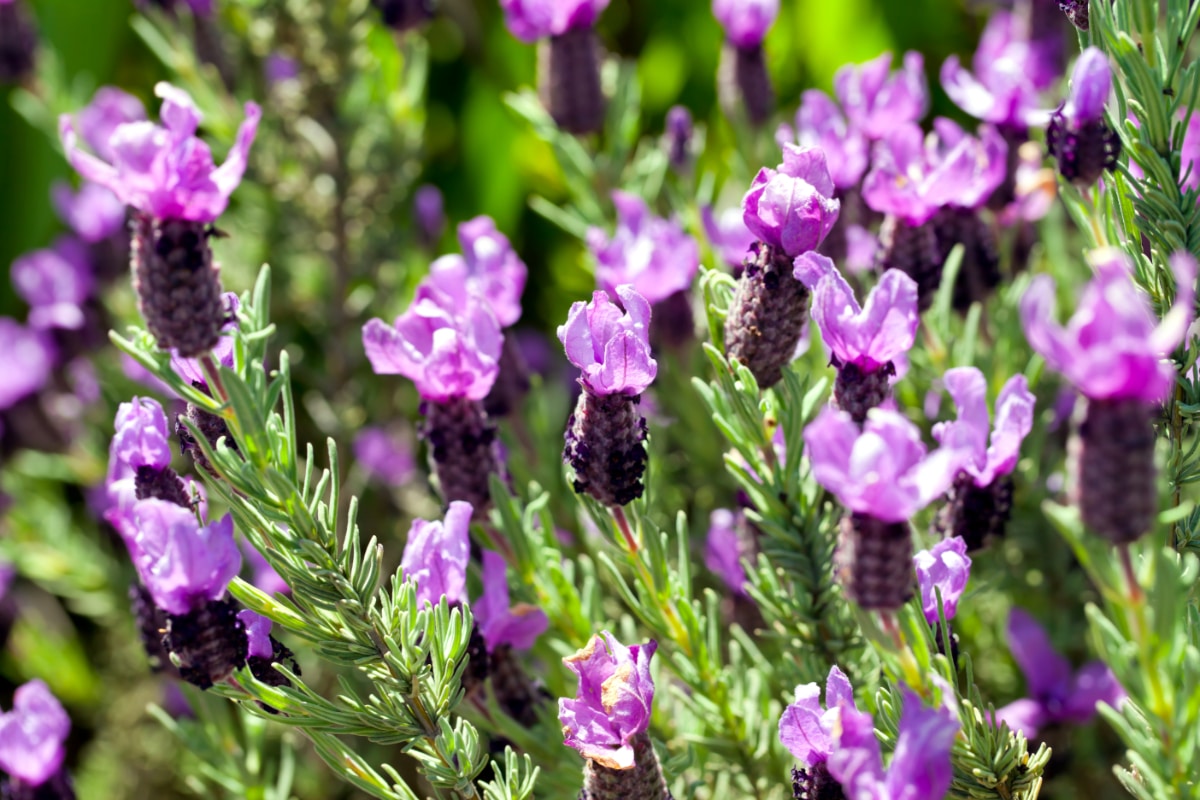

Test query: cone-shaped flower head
[130,500,241,615]
[60,82,261,222]
[589,191,700,306]
[779,665,855,768]
[475,550,549,653]
[429,216,528,328]
[74,87,146,163]
[559,286,657,396]
[914,536,971,625]
[11,237,95,331]
[0,319,55,411]
[500,0,610,43]
[363,277,503,402]
[781,90,870,190]
[400,501,472,607]
[559,631,657,769]
[743,144,840,257]
[238,609,275,659]
[701,205,757,270]
[0,680,70,787]
[828,690,959,800]
[52,180,126,243]
[712,0,778,48]
[1047,48,1120,186]
[112,397,173,473]
[170,292,239,387]
[995,608,1125,738]
[932,368,1035,487]
[353,427,416,487]
[804,407,964,523]
[794,254,919,373]
[940,11,1058,127]
[833,51,928,141]
[705,509,748,596]
[1059,48,1112,128]
[1020,249,1197,403]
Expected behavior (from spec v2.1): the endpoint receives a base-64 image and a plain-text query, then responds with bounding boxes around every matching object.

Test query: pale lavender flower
[400,501,472,607]
[779,665,855,767]
[60,82,261,222]
[833,51,928,141]
[701,205,757,270]
[743,144,840,256]
[558,286,657,396]
[778,90,870,190]
[353,427,416,486]
[500,0,610,43]
[111,397,173,473]
[11,237,95,331]
[238,610,274,659]
[932,367,1035,486]
[475,550,548,653]
[705,509,747,595]
[914,536,971,625]
[51,180,126,243]
[589,191,699,305]
[429,216,528,327]
[0,680,70,787]
[73,86,146,163]
[559,631,657,769]
[0,320,55,411]
[129,500,241,615]
[712,0,778,48]
[1020,249,1196,403]
[995,608,1125,738]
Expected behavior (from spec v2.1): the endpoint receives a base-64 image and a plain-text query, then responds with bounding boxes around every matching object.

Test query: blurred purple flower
[925,118,1008,211]
[353,427,416,487]
[73,86,146,163]
[558,286,657,396]
[559,631,656,769]
[845,224,878,274]
[500,0,610,43]
[0,320,55,411]
[995,608,1125,738]
[475,550,548,653]
[129,500,241,615]
[1020,249,1196,403]
[60,82,261,222]
[779,90,870,190]
[712,0,778,48]
[51,180,126,243]
[242,543,290,597]
[834,51,928,141]
[932,367,1035,486]
[701,205,757,270]
[1059,47,1112,127]
[111,396,173,473]
[1181,112,1200,192]
[414,184,445,244]
[665,105,693,169]
[705,508,747,595]
[170,292,239,387]
[914,536,971,625]
[743,144,840,257]
[429,216,527,327]
[0,680,70,787]
[11,236,95,331]
[400,501,472,607]
[264,53,300,86]
[589,191,699,305]
[238,609,274,659]
[779,665,855,767]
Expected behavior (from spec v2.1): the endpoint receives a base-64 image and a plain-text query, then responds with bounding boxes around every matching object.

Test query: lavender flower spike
[933,368,1034,487]
[779,665,855,798]
[73,87,146,164]
[995,608,1125,738]
[1047,48,1120,186]
[475,550,549,653]
[714,0,777,125]
[743,144,840,257]
[560,287,657,396]
[400,501,472,608]
[130,501,241,616]
[0,680,71,788]
[712,0,777,49]
[589,191,700,307]
[914,537,971,625]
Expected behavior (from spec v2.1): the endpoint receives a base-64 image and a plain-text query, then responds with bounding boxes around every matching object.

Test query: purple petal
[0,320,56,411]
[400,501,472,607]
[704,509,747,595]
[1063,661,1125,724]
[1064,48,1113,125]
[994,698,1048,739]
[915,536,972,625]
[0,680,70,786]
[884,690,959,800]
[238,609,275,659]
[1007,608,1073,702]
[778,684,832,765]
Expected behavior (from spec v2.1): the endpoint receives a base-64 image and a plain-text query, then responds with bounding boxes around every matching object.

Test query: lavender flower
[743,144,840,257]
[11,237,94,331]
[705,509,748,596]
[700,205,756,271]
[560,286,657,397]
[0,680,70,788]
[73,87,146,163]
[51,181,125,244]
[995,608,1125,738]
[353,427,416,487]
[500,0,609,42]
[713,0,777,125]
[238,609,274,660]
[129,500,241,615]
[780,90,870,191]
[414,184,445,245]
[664,105,693,170]
[1047,48,1120,186]
[170,292,239,387]
[475,550,548,652]
[779,665,855,769]
[933,368,1034,486]
[915,537,971,625]
[711,0,777,48]
[589,191,700,307]
[833,51,928,141]
[111,397,173,474]
[430,216,528,328]
[0,320,55,412]
[264,53,300,86]
[400,501,472,607]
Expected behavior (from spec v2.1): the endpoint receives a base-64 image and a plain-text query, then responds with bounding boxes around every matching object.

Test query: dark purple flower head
[940,11,1057,128]
[74,86,146,163]
[995,608,1125,738]
[171,292,239,387]
[112,396,173,473]
[0,319,55,411]
[712,0,778,48]
[238,609,275,659]
[429,216,527,327]
[1060,48,1113,127]
[414,184,445,243]
[559,286,657,396]
[665,105,693,168]
[779,665,855,767]
[363,278,503,402]
[558,631,657,769]
[52,180,126,243]
[779,90,870,190]
[828,689,959,800]
[0,680,70,787]
[932,368,1035,486]
[499,0,610,43]
[60,82,261,222]
[794,254,919,373]
[743,144,840,257]
[475,550,549,653]
[11,236,95,331]
[804,407,964,523]
[1021,249,1197,403]
[705,509,748,595]
[834,51,928,141]
[914,536,971,625]
[400,501,472,607]
[130,500,241,615]
[701,205,757,270]
[589,191,700,305]
[353,427,416,486]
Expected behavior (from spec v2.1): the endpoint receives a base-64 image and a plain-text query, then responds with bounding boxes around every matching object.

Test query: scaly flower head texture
[914,536,972,625]
[743,144,840,257]
[74,86,146,163]
[932,367,1035,486]
[995,608,1125,738]
[475,550,549,653]
[794,253,919,373]
[362,277,503,401]
[1020,249,1196,403]
[11,236,95,331]
[559,631,657,770]
[782,90,870,190]
[1060,47,1112,127]
[429,216,528,327]
[712,0,778,48]
[130,500,241,615]
[0,680,71,787]
[589,191,700,306]
[111,396,173,473]
[804,407,964,523]
[499,0,610,43]
[400,501,472,607]
[52,180,126,243]
[778,665,855,767]
[558,285,657,396]
[60,82,261,222]
[705,509,748,596]
[171,293,240,387]
[828,690,959,800]
[834,51,929,141]
[0,319,55,411]
[701,205,757,270]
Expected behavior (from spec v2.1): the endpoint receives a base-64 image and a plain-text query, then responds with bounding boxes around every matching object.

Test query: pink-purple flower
[743,144,840,257]
[833,51,928,141]
[400,501,472,607]
[429,216,528,328]
[932,368,1035,487]
[558,286,657,396]
[701,205,757,270]
[0,680,70,787]
[238,609,275,659]
[1020,249,1197,403]
[778,665,855,768]
[500,0,610,43]
[995,608,1125,738]
[51,180,126,243]
[474,550,548,652]
[60,82,261,222]
[914,537,971,625]
[128,500,241,615]
[712,0,778,48]
[11,237,95,331]
[794,254,919,373]
[705,509,748,596]
[559,631,657,769]
[779,91,870,190]
[589,191,699,306]
[0,320,55,411]
[353,427,416,487]
[111,397,173,473]
[73,86,146,163]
